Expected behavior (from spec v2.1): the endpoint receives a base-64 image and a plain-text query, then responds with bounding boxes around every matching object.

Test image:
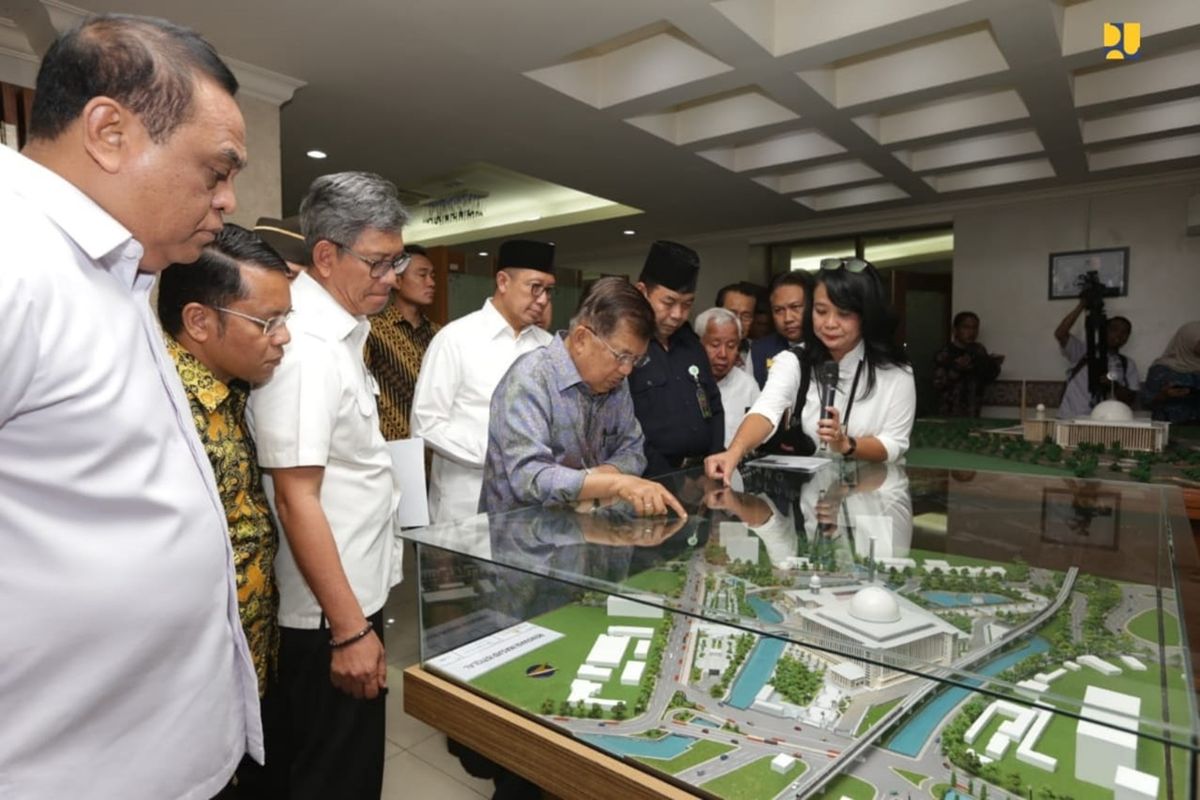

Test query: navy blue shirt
[630,326,724,476]
[750,332,794,388]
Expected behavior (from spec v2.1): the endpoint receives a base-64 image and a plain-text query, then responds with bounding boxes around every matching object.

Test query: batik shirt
[932,340,1001,417]
[166,336,279,694]
[365,304,440,440]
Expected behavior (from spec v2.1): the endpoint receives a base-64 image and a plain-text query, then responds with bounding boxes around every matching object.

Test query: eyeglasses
[327,239,411,279]
[526,280,555,299]
[584,326,649,369]
[213,306,293,336]
[819,257,869,273]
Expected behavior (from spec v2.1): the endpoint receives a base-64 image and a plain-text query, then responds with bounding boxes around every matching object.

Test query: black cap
[253,216,308,265]
[496,239,555,275]
[639,240,699,293]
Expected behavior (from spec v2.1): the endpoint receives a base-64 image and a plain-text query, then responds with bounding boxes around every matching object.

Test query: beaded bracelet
[329,622,374,649]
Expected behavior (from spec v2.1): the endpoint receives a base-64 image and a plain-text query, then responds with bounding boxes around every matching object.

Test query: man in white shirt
[247,171,408,800]
[694,307,761,447]
[0,15,260,799]
[412,239,555,522]
[716,281,761,377]
[1054,299,1140,418]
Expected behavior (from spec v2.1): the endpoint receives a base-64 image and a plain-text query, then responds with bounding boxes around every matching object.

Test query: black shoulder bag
[759,351,816,456]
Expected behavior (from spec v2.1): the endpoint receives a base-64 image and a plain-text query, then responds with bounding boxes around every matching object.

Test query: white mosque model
[1022,399,1170,452]
[782,583,961,691]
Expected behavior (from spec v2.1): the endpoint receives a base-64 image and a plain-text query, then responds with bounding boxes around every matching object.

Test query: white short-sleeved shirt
[1057,334,1140,419]
[748,340,916,461]
[717,367,761,447]
[411,299,551,523]
[0,146,260,799]
[247,272,398,629]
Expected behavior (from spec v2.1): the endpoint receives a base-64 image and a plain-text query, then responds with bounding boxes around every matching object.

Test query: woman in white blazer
[706,258,916,484]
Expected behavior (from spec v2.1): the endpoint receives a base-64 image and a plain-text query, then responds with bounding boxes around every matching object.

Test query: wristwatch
[843,436,858,457]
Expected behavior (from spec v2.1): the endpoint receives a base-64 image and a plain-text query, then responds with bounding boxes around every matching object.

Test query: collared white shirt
[0,146,261,799]
[748,340,916,461]
[1058,334,1140,419]
[247,272,398,628]
[412,298,551,523]
[717,367,761,447]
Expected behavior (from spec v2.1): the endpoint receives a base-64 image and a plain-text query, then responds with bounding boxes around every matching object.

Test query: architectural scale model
[425,519,1190,800]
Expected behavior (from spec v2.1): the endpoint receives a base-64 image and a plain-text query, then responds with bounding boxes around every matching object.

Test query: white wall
[955,181,1200,381]
[226,94,283,226]
[561,175,1200,387]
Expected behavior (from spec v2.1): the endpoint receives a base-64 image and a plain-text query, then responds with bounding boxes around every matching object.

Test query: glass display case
[399,462,1199,800]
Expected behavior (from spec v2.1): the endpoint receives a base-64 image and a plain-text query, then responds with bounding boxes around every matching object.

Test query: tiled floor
[381,543,495,800]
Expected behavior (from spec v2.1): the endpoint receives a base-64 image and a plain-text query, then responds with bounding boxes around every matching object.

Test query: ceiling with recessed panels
[19,0,1200,253]
[526,0,1200,219]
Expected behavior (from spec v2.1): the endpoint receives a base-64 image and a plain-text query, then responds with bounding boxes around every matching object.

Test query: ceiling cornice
[0,0,305,105]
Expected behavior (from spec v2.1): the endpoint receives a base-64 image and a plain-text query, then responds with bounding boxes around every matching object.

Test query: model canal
[883,636,1050,757]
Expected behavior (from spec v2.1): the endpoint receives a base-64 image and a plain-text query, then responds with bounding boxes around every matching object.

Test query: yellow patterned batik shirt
[166,336,279,695]
[365,306,440,440]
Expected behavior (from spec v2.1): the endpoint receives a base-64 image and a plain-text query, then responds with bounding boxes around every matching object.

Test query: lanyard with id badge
[688,364,712,419]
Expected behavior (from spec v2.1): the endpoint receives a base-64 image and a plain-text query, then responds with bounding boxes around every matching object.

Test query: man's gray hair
[693,307,742,339]
[299,171,409,251]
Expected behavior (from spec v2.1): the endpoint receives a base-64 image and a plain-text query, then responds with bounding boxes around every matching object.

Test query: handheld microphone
[817,361,840,453]
[818,361,840,419]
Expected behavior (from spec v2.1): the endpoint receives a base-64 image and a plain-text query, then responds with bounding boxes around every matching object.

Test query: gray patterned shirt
[480,333,647,513]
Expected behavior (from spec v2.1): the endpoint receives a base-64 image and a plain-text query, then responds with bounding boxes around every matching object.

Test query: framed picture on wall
[1048,247,1129,300]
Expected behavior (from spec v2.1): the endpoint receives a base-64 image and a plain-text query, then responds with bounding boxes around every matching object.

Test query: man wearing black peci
[630,240,724,476]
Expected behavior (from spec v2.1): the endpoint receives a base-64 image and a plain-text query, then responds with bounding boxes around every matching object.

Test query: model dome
[1090,400,1133,422]
[849,586,901,624]
[809,574,822,590]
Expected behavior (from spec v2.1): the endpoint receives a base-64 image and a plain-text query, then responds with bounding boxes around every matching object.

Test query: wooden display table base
[403,666,695,799]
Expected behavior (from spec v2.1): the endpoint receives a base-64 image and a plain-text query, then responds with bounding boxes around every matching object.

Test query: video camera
[1077,269,1117,312]
[1076,270,1112,405]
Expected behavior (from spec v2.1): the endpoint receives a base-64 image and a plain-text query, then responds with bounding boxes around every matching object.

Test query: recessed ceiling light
[478,251,489,257]
[306,149,327,159]
[623,229,636,236]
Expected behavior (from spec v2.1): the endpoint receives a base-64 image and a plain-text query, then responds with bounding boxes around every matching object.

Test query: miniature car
[720,754,729,761]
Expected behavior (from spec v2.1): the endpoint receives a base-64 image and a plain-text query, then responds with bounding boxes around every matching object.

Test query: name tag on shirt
[696,382,712,419]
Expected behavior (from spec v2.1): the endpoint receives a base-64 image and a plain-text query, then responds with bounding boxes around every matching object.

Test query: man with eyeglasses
[750,270,813,388]
[246,171,408,799]
[631,240,724,476]
[481,277,688,515]
[157,223,292,796]
[412,238,555,523]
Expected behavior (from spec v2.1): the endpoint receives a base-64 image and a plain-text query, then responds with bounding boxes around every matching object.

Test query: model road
[553,559,1086,799]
